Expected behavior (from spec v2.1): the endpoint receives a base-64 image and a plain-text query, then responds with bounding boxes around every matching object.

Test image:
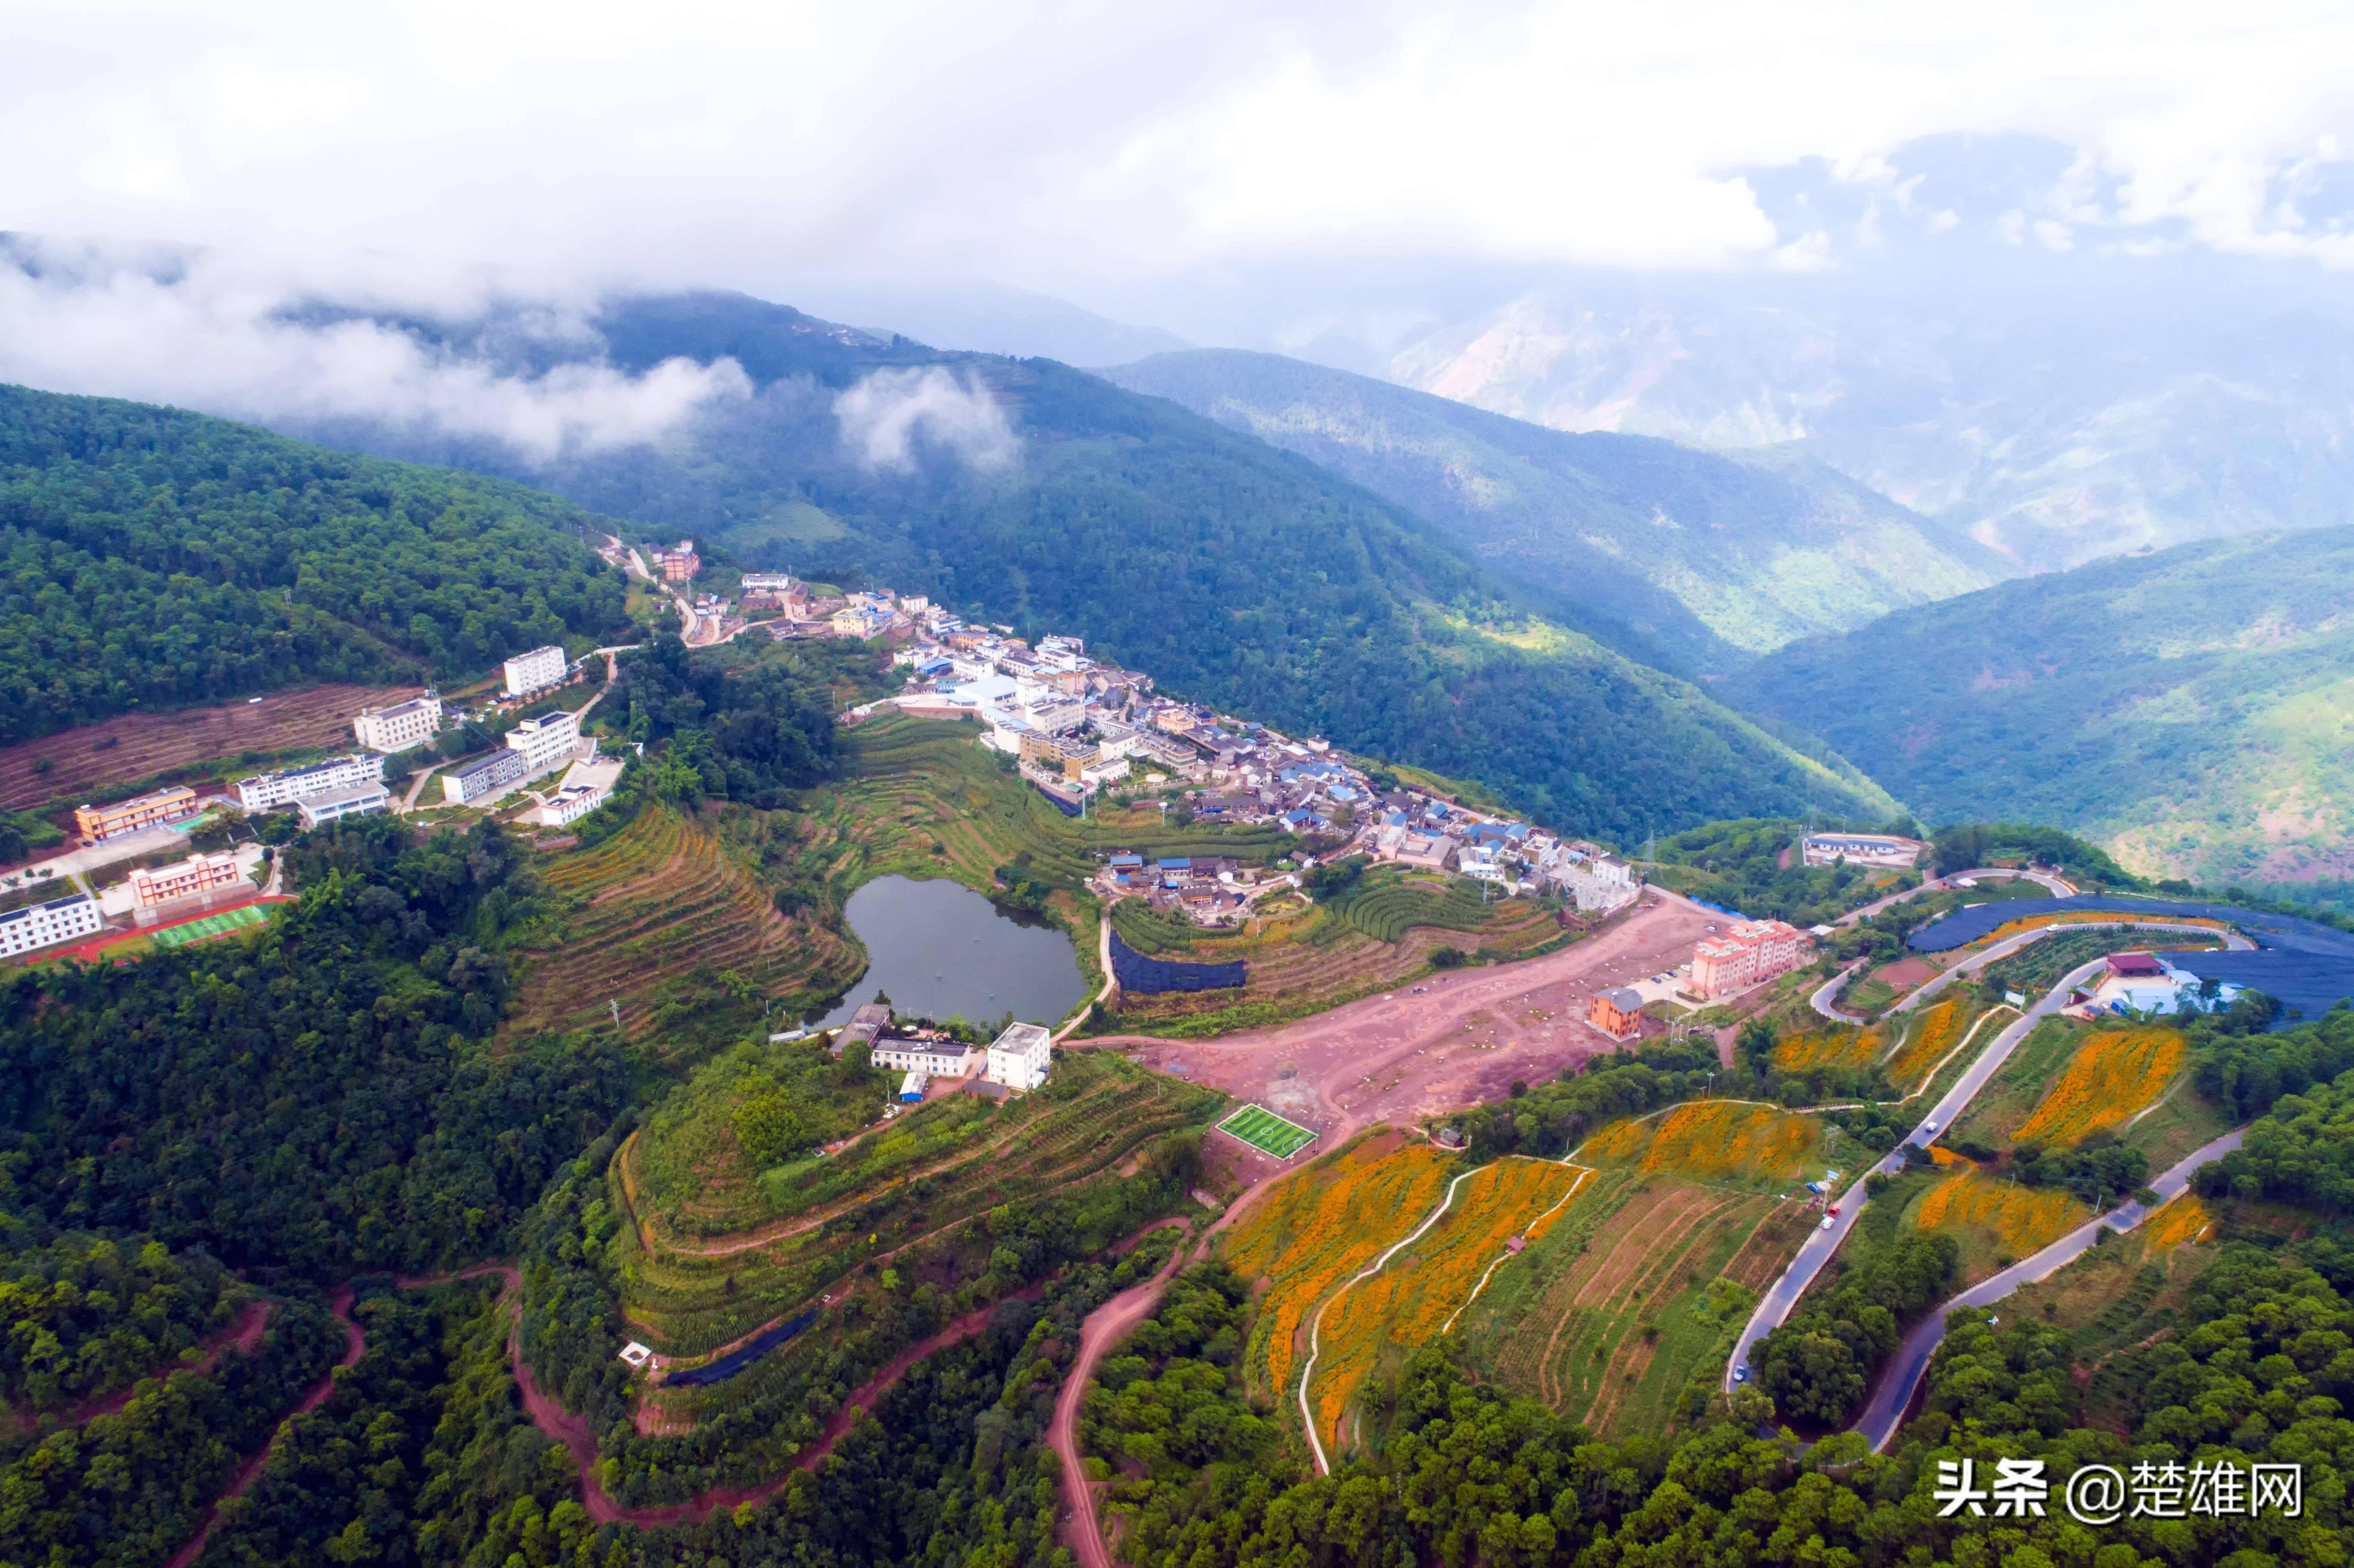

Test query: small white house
[984,1022,1055,1092]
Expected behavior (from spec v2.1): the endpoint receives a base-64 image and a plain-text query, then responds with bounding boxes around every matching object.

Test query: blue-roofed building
[1157,857,1192,871]
[1108,854,1144,869]
[1329,785,1358,803]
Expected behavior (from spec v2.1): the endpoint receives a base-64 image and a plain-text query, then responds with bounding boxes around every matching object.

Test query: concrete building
[129,850,246,910]
[1588,986,1644,1039]
[1690,918,1808,999]
[831,1001,894,1058]
[1391,832,1456,872]
[234,753,383,812]
[1548,853,1638,915]
[504,710,582,776]
[830,604,890,638]
[353,695,443,753]
[503,644,568,699]
[984,1021,1055,1092]
[533,782,611,828]
[0,891,103,957]
[871,1038,981,1078]
[651,541,701,582]
[1802,834,1922,869]
[298,782,392,829]
[739,572,796,594]
[440,747,529,806]
[75,787,200,843]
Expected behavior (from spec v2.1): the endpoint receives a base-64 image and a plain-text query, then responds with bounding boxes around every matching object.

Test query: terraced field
[1578,1100,1827,1191]
[613,1052,1220,1354]
[508,805,864,1045]
[1476,1177,1811,1439]
[1907,1167,2090,1283]
[2012,1028,2185,1146]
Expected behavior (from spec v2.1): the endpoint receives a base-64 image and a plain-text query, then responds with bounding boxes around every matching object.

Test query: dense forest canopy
[0,383,631,744]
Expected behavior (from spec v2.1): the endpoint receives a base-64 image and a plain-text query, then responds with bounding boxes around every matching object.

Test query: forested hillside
[1100,348,2000,669]
[0,384,631,743]
[277,291,1893,841]
[1724,525,2354,898]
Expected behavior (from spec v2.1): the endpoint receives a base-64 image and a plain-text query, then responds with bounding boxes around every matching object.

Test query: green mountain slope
[317,291,1894,840]
[0,384,631,744]
[1721,526,2354,892]
[1097,348,2002,668]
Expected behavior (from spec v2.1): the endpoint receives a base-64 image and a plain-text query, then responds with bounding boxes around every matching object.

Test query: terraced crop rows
[1579,1101,1822,1189]
[2013,1028,2184,1147]
[511,806,863,1040]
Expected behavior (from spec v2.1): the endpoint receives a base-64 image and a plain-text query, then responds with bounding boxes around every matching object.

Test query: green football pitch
[152,904,270,949]
[1215,1104,1318,1160]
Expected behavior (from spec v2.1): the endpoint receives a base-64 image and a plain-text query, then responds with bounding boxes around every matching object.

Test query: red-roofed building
[1691,918,1808,999]
[2105,952,2168,980]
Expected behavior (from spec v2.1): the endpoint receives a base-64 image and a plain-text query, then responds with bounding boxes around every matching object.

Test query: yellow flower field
[2141,1194,2212,1251]
[2013,1029,2183,1147]
[1882,999,1970,1091]
[1582,1100,1820,1184]
[1305,1157,1592,1450]
[1916,1170,2087,1257]
[1221,1138,1454,1398]
[1773,1024,1880,1073]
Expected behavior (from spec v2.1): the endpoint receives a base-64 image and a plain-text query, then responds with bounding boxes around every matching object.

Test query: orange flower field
[1305,1157,1592,1451]
[1881,998,1971,1092]
[2141,1194,2213,1251]
[1772,1025,1880,1073]
[1221,1139,1454,1398]
[1582,1100,1820,1184]
[2012,1029,2184,1147]
[1915,1170,2087,1257]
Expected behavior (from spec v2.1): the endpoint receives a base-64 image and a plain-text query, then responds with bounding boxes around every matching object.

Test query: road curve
[1836,866,2075,929]
[1812,962,1868,1023]
[1049,1231,1194,1568]
[1896,920,2254,1016]
[1723,957,2113,1392]
[1850,1126,2245,1450]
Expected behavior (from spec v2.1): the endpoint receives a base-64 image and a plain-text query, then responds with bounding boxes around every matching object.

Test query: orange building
[1691,918,1807,999]
[129,850,246,909]
[1588,986,1644,1040]
[75,786,199,843]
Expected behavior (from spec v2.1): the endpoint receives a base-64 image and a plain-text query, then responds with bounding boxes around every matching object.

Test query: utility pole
[610,999,622,1033]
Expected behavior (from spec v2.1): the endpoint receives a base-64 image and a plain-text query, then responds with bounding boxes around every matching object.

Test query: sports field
[1216,1104,1319,1159]
[152,904,270,949]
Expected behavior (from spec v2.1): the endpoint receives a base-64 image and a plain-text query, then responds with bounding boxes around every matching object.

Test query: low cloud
[0,250,750,462]
[834,366,1019,473]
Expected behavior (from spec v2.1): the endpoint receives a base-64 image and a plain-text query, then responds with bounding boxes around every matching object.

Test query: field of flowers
[1914,1170,2087,1263]
[2012,1028,2184,1147]
[1222,1138,1455,1400]
[1580,1101,1822,1187]
[1302,1158,1591,1450]
[1880,998,1974,1092]
[2140,1193,2213,1251]
[1772,1024,1880,1073]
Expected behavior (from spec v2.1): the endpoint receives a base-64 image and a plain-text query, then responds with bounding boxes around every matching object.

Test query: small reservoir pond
[816,875,1088,1029]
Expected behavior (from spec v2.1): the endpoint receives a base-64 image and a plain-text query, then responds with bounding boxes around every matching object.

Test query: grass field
[151,903,271,948]
[1216,1104,1319,1159]
[1946,1016,2086,1150]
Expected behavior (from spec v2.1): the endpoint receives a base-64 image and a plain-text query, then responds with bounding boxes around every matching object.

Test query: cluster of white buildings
[442,709,587,806]
[353,694,444,754]
[235,753,384,812]
[871,1020,1058,1101]
[0,891,103,958]
[502,644,570,700]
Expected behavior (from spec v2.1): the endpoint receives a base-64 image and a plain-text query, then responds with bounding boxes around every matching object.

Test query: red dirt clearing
[0,683,420,813]
[1096,893,1715,1174]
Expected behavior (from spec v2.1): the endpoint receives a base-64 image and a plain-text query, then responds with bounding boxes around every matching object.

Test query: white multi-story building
[129,850,247,910]
[353,695,442,753]
[0,892,103,957]
[234,753,383,812]
[533,782,611,827]
[503,645,568,699]
[504,710,582,775]
[298,781,392,829]
[871,1038,981,1078]
[440,748,529,806]
[739,573,797,594]
[984,1022,1054,1092]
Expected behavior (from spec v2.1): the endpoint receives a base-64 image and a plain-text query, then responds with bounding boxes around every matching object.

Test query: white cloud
[834,367,1019,473]
[0,250,750,460]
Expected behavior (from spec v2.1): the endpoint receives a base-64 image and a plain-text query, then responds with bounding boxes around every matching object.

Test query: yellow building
[75,786,199,843]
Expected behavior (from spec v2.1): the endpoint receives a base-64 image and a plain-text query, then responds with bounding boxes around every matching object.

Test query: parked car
[1821,1216,1836,1230]
[1734,1366,1750,1383]
[1828,1205,1840,1216]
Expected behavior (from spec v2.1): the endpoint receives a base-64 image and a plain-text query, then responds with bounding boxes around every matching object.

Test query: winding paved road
[1850,1126,2245,1449]
[1723,956,2114,1391]
[1895,920,2253,1015]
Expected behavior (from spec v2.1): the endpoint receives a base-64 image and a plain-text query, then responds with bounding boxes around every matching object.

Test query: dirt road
[1096,894,1713,1156]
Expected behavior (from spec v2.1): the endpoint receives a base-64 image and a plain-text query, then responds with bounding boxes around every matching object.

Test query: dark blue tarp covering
[1907,896,2354,1025]
[1033,782,1081,817]
[666,1309,821,1387]
[1111,930,1246,992]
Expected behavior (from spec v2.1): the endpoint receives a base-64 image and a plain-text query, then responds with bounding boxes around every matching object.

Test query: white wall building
[129,850,246,909]
[298,782,392,828]
[504,710,582,776]
[534,782,612,827]
[870,1039,981,1078]
[353,695,442,753]
[0,892,103,957]
[503,644,568,699]
[984,1022,1054,1092]
[234,753,383,812]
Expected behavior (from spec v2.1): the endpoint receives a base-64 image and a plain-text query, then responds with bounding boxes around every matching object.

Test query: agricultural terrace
[1469,1175,1813,1440]
[1577,1100,1827,1192]
[1773,997,1983,1094]
[2012,1028,2186,1146]
[1880,998,1982,1093]
[1219,1133,1455,1404]
[507,805,863,1050]
[1216,1104,1318,1160]
[1105,862,1570,1038]
[1976,927,2223,1000]
[0,681,420,812]
[612,1051,1220,1354]
[1907,1168,2089,1284]
[1301,1156,1594,1455]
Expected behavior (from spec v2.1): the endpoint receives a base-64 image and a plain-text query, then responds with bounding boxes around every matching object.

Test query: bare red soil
[29,1298,277,1432]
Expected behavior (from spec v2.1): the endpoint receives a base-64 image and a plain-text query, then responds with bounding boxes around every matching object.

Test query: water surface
[815,874,1088,1028]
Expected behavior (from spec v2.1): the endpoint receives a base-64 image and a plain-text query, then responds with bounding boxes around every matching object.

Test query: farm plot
[507,805,865,1047]
[1217,1104,1319,1159]
[1303,1157,1594,1454]
[1879,997,1977,1093]
[1773,1024,1880,1074]
[2012,1028,2185,1147]
[1908,1169,2089,1284]
[1578,1100,1825,1191]
[0,683,420,812]
[1477,1176,1812,1439]
[1220,1136,1456,1402]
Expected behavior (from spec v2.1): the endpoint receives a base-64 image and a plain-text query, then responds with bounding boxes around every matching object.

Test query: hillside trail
[9,1297,275,1438]
[162,1287,365,1568]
